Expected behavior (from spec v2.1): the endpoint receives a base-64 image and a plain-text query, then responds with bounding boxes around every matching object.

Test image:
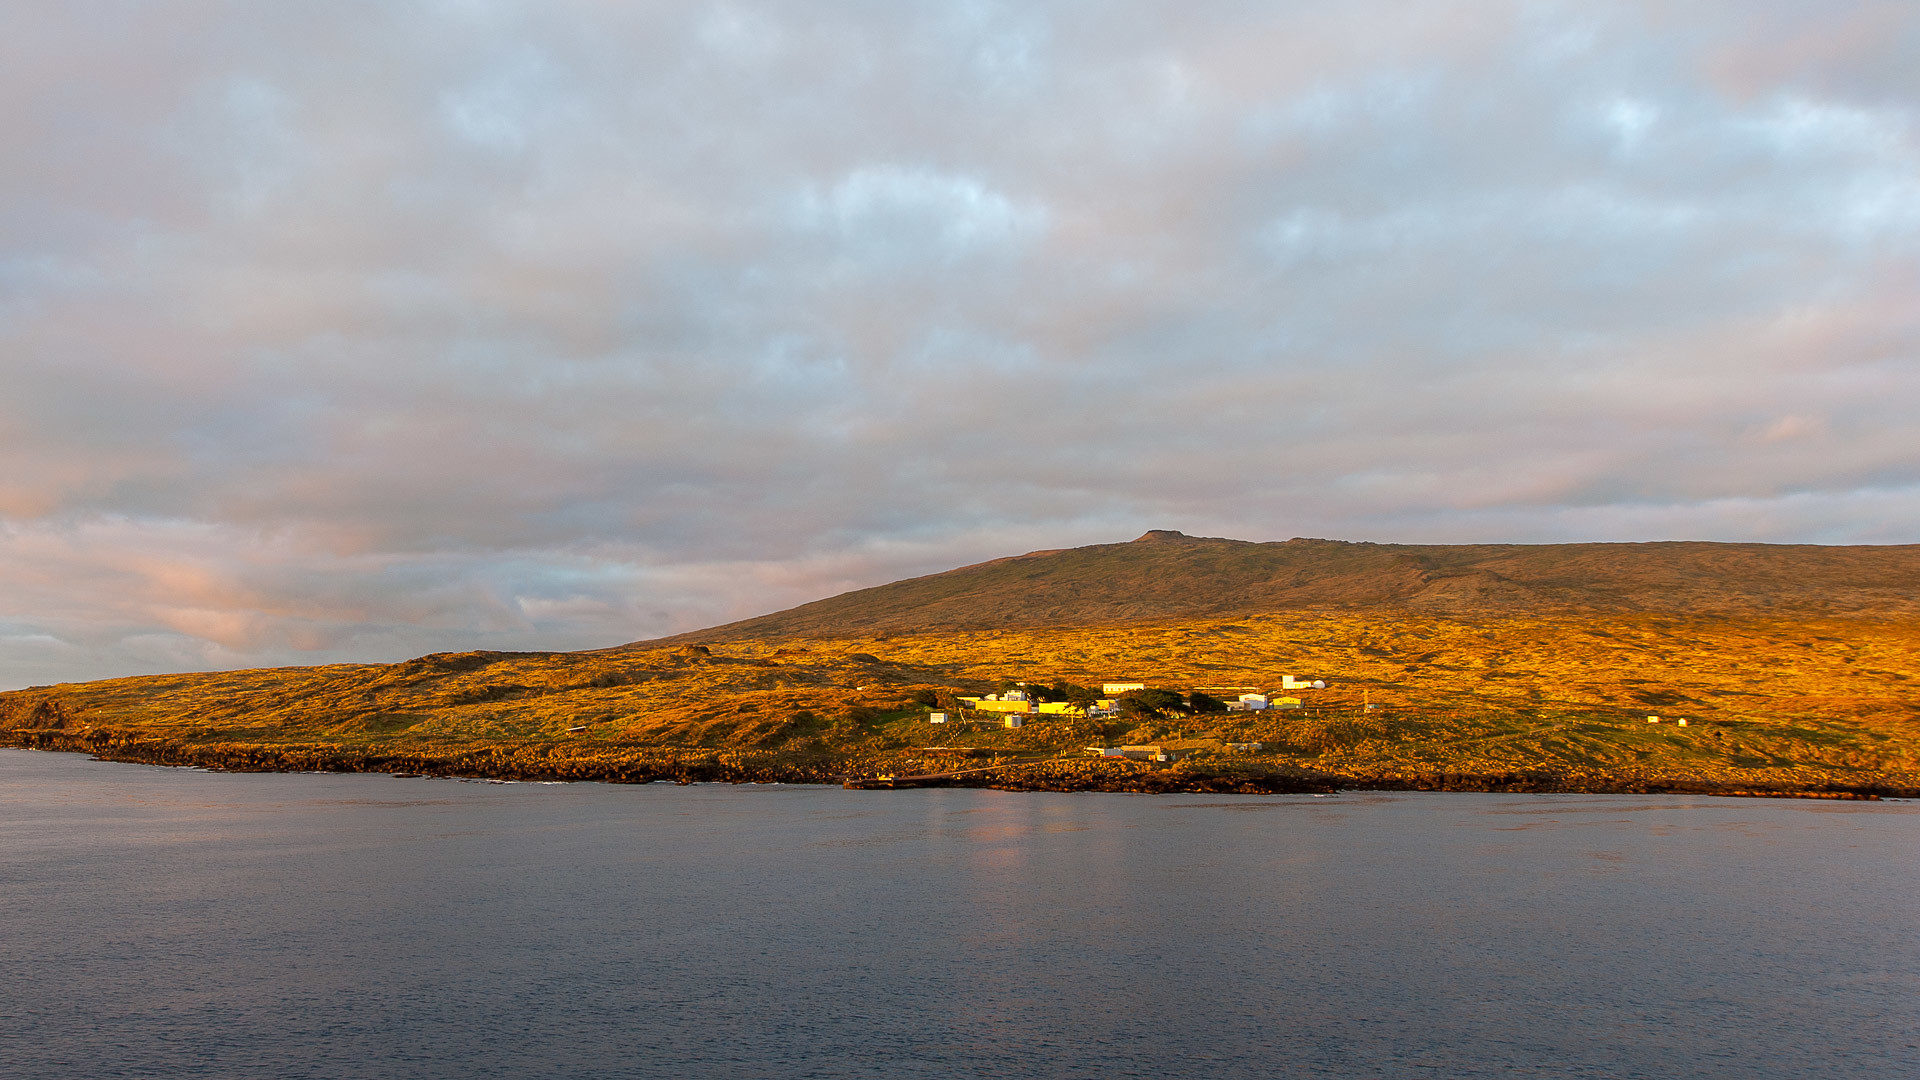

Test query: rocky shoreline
[6,729,1912,800]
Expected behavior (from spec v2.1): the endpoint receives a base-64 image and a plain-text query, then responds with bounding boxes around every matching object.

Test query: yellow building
[961,697,1033,714]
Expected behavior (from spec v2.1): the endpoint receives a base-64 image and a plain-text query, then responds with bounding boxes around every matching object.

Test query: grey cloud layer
[3,1,1917,686]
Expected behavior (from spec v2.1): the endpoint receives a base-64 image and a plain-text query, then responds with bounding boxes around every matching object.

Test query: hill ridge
[631,534,1920,647]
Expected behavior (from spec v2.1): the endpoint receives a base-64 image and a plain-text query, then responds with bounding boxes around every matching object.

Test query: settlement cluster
[931,676,1330,729]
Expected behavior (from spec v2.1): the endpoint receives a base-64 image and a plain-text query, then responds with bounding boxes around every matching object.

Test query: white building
[1102,682,1145,694]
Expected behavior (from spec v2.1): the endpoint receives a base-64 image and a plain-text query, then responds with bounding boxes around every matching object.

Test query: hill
[5,533,1918,797]
[639,531,1920,644]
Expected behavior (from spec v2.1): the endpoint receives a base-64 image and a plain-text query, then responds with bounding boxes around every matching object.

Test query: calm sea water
[2,749,1916,1079]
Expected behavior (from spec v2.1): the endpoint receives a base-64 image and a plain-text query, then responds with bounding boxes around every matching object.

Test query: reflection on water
[2,749,1917,1079]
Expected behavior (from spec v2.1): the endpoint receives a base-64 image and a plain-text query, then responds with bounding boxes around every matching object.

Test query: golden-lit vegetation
[6,611,1919,796]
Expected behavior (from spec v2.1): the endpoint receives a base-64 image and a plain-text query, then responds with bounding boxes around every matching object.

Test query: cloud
[2,1,1917,686]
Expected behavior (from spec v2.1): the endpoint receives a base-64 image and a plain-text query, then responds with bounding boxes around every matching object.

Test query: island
[7,533,1919,799]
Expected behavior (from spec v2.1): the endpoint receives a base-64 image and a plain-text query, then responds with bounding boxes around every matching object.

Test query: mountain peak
[1132,529,1194,543]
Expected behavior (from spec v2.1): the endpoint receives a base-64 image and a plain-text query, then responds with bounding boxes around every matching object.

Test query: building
[1280,676,1327,691]
[961,697,1033,714]
[1036,701,1084,716]
[1102,681,1146,695]
[928,712,948,724]
[1004,716,1024,729]
[1272,696,1302,710]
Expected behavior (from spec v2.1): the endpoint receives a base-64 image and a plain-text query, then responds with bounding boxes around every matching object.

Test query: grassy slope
[655,535,1920,641]
[7,611,1919,794]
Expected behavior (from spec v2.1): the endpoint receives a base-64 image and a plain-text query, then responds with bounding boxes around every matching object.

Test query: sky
[3,1,1918,689]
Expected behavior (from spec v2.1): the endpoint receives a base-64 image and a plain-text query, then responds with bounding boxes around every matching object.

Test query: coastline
[7,730,1908,800]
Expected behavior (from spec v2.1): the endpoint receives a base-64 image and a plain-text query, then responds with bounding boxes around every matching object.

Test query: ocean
[2,748,1915,1078]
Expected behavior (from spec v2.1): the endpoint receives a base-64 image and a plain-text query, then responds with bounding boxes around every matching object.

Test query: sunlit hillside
[7,609,1918,796]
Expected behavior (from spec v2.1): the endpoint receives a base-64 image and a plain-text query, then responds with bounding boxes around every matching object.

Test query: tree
[1188,691,1228,714]
[1117,688,1184,718]
[1054,682,1098,707]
